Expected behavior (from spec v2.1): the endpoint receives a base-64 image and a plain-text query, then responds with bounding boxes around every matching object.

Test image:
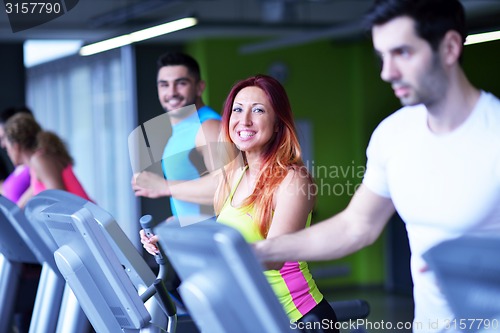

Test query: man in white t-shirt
[255,0,500,331]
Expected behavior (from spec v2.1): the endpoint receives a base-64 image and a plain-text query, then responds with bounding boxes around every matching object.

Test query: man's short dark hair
[364,0,467,51]
[157,52,201,81]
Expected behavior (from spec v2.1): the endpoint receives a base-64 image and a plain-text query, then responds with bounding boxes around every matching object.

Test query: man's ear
[441,30,463,66]
[197,80,206,97]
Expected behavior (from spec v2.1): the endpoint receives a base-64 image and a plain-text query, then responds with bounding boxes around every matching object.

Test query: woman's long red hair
[214,75,310,238]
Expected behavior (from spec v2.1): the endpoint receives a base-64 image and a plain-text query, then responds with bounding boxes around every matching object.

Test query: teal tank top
[162,106,221,217]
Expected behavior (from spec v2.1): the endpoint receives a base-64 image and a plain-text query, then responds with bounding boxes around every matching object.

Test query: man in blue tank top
[132,52,221,220]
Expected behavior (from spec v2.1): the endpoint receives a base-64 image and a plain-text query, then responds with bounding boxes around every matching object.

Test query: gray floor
[326,287,415,333]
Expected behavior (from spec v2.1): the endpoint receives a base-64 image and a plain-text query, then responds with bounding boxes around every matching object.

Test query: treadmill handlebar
[139,215,177,319]
[140,215,166,266]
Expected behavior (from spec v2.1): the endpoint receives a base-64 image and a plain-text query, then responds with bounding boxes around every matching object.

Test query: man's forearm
[254,212,371,263]
[169,172,219,205]
[255,184,394,264]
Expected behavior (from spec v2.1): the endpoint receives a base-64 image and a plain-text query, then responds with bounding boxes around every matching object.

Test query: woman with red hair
[214,74,339,330]
[142,74,339,330]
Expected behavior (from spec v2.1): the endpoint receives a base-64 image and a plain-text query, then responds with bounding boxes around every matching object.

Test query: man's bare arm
[254,184,396,263]
[132,170,221,205]
[168,169,221,205]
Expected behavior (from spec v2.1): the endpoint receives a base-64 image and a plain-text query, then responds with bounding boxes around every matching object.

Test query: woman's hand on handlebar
[140,229,160,256]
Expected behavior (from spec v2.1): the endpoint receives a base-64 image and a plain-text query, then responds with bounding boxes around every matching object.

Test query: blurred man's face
[373,16,447,107]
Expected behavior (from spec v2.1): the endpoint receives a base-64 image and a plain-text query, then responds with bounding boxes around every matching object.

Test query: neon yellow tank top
[216,166,324,322]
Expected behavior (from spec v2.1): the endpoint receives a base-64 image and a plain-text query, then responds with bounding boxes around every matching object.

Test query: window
[26,46,139,246]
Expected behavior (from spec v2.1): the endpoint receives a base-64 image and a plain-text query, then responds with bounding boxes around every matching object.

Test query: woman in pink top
[4,113,91,206]
[1,164,31,203]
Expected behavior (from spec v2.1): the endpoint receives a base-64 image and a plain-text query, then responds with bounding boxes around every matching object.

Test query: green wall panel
[178,36,500,288]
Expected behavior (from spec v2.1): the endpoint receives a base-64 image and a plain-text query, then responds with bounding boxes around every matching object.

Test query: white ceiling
[1,0,500,47]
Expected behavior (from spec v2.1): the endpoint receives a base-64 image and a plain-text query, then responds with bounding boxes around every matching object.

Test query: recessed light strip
[80,17,198,56]
[465,30,500,46]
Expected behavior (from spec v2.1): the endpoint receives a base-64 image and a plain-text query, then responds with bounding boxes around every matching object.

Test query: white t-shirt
[363,91,500,332]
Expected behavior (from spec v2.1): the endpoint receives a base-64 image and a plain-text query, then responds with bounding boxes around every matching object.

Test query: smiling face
[372,16,448,107]
[229,86,277,157]
[157,65,204,119]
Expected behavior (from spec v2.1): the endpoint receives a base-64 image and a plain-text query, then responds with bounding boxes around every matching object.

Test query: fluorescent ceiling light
[24,40,83,67]
[465,30,500,45]
[80,17,197,56]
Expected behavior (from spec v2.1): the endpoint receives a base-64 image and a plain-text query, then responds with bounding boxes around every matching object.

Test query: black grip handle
[140,214,155,235]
